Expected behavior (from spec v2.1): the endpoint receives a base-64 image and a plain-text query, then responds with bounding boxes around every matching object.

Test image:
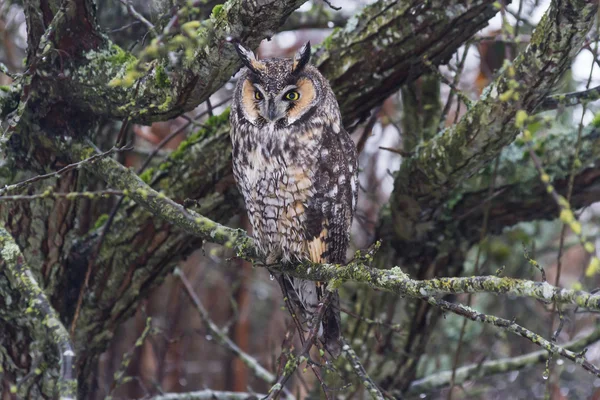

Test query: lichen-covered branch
[313,0,499,125]
[452,123,600,244]
[389,0,598,246]
[0,226,76,399]
[79,143,600,313]
[341,338,386,400]
[28,0,307,124]
[31,0,500,125]
[408,324,600,394]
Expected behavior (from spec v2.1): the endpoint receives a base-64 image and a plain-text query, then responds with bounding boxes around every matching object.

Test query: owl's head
[233,42,328,128]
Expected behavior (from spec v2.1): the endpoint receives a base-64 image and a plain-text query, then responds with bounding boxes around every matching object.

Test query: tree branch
[75,142,600,314]
[0,226,77,400]
[175,268,279,388]
[538,85,600,112]
[313,0,499,125]
[38,0,501,125]
[150,390,266,400]
[424,297,600,377]
[408,324,600,394]
[389,0,598,247]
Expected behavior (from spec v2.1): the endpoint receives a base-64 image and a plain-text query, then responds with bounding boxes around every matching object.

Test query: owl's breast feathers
[231,119,357,265]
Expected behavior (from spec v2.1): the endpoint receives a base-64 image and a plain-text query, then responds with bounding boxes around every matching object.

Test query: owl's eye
[285,91,300,101]
[254,91,263,100]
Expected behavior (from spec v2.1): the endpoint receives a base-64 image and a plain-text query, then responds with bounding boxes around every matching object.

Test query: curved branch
[0,226,76,399]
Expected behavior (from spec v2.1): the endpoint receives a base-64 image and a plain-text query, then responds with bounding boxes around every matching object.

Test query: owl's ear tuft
[292,41,311,74]
[234,42,265,74]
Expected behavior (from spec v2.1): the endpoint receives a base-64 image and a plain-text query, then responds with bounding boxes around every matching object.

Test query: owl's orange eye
[254,91,263,100]
[285,91,300,101]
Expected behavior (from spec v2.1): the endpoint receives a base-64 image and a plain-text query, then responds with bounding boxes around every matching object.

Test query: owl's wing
[304,123,358,265]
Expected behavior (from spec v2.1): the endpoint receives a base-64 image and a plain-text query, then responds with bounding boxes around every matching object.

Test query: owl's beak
[268,101,278,121]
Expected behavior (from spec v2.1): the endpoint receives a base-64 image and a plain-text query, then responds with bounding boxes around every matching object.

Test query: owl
[230,41,358,358]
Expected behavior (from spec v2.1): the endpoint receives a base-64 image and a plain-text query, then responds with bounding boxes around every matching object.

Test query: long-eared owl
[230,42,358,357]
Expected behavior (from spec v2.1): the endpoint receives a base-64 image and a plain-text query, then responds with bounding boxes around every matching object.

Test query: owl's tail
[279,275,342,358]
[322,290,342,358]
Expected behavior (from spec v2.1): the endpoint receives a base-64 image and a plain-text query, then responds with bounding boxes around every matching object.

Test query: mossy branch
[69,138,600,379]
[390,0,598,242]
[76,140,600,313]
[36,0,501,125]
[0,226,77,400]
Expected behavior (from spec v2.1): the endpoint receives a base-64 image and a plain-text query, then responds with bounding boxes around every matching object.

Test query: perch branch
[75,141,600,314]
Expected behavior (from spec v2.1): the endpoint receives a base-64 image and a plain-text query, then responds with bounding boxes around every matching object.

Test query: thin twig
[119,0,157,36]
[0,145,131,196]
[426,296,600,377]
[175,268,284,391]
[340,338,386,400]
[106,317,153,399]
[322,0,341,11]
[265,293,332,400]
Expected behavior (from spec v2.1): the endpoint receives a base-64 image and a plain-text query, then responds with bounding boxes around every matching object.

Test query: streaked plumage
[230,42,358,357]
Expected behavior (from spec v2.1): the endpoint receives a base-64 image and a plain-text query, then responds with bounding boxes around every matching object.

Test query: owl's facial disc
[241,78,317,126]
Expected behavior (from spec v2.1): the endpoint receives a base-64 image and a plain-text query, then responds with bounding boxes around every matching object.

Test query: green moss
[591,112,600,128]
[93,214,109,229]
[154,65,170,88]
[106,44,137,65]
[322,27,341,49]
[139,167,156,183]
[156,95,173,111]
[211,4,224,19]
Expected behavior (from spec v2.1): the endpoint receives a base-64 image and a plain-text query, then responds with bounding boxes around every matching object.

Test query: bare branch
[150,389,267,399]
[408,324,600,394]
[424,297,600,377]
[175,268,278,388]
